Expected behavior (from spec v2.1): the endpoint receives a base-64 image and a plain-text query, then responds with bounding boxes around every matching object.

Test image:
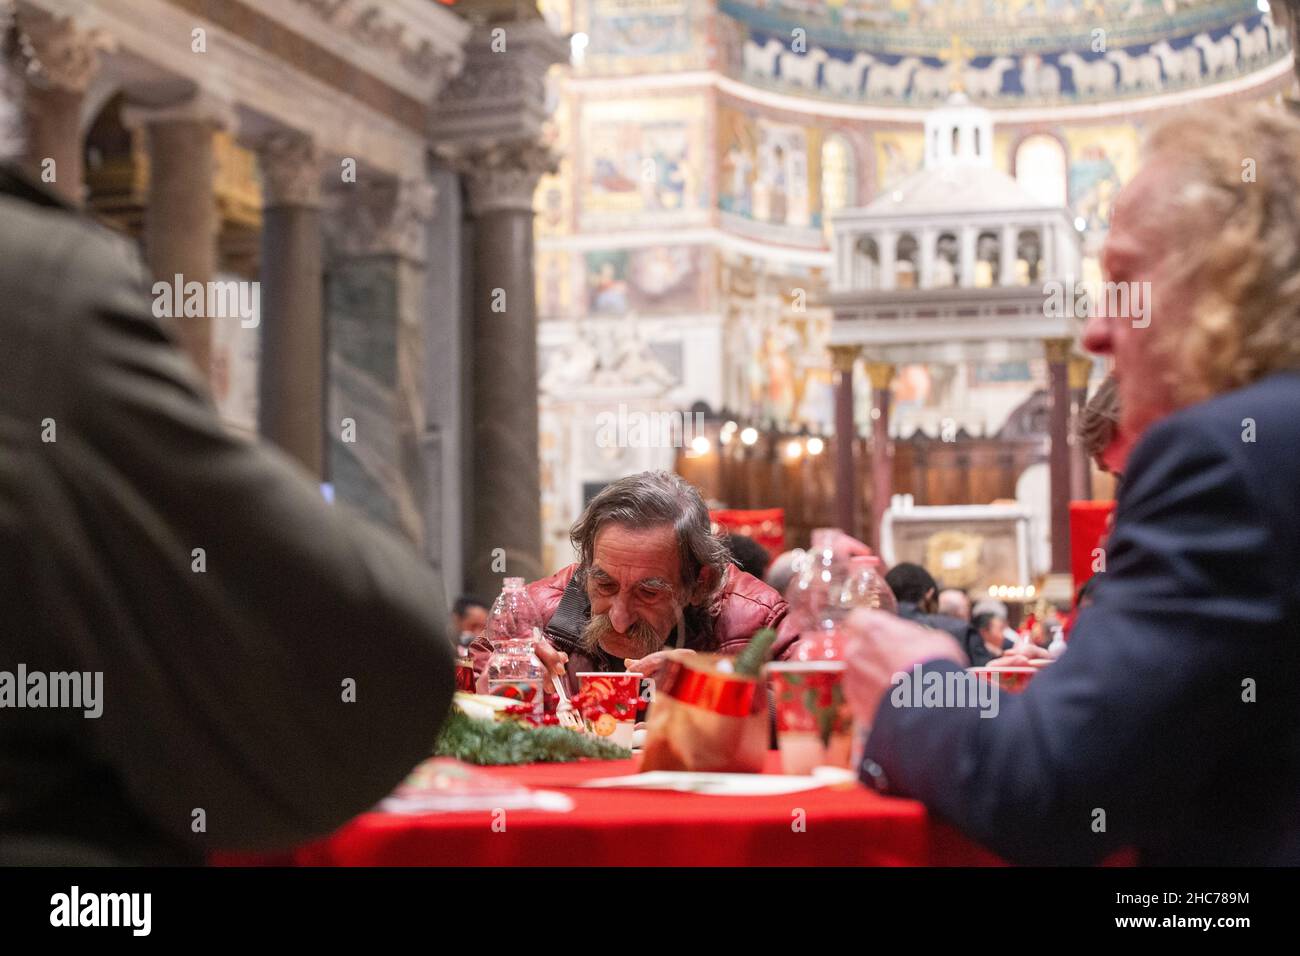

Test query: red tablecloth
[236,753,1003,867]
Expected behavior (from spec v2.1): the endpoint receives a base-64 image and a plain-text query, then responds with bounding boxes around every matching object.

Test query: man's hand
[841,609,966,730]
[534,636,569,680]
[624,648,696,682]
[826,529,874,565]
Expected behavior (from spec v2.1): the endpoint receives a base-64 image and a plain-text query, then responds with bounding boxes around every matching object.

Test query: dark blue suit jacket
[863,372,1300,865]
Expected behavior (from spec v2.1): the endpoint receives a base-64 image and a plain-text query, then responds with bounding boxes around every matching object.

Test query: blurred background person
[723,533,771,582]
[970,610,1011,666]
[884,563,973,663]
[937,588,971,622]
[450,595,488,656]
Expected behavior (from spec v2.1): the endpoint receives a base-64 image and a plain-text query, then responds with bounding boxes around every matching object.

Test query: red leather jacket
[470,562,799,686]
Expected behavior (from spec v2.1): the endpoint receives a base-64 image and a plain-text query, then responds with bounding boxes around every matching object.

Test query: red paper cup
[454,659,476,693]
[766,661,853,774]
[576,672,642,747]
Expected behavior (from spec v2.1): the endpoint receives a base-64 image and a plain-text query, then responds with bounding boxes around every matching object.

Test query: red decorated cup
[766,661,853,773]
[576,672,646,748]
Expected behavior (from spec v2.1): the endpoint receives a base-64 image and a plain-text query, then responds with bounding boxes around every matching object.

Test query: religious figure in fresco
[1070,143,1122,231]
[722,141,755,216]
[769,144,789,224]
[588,255,630,314]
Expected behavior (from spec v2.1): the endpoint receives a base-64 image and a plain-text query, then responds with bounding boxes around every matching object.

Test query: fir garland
[434,709,631,765]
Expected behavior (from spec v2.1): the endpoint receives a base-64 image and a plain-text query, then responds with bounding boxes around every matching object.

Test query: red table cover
[217,753,1004,867]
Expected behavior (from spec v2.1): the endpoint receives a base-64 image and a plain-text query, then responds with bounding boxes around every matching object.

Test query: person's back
[861,371,1300,864]
[1111,371,1300,863]
[0,168,455,864]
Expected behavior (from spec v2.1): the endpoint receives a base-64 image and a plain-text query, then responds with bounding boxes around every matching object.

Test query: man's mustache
[580,613,663,659]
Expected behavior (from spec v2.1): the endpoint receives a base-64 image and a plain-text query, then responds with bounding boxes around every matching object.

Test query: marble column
[258,132,324,478]
[14,9,110,205]
[448,139,556,598]
[919,227,936,289]
[1044,338,1073,574]
[833,234,852,291]
[829,345,860,539]
[124,92,232,383]
[999,223,1018,286]
[878,231,898,291]
[1068,353,1094,502]
[959,224,977,287]
[324,174,437,546]
[865,361,895,553]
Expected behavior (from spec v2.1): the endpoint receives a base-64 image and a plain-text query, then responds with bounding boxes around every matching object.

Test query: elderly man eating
[470,471,800,689]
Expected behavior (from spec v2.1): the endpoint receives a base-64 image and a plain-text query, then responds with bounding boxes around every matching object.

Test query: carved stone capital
[430,16,569,150]
[1042,337,1075,364]
[121,89,236,132]
[15,8,114,94]
[1067,353,1095,390]
[324,176,437,262]
[438,138,557,217]
[828,345,861,375]
[259,131,321,208]
[864,361,897,391]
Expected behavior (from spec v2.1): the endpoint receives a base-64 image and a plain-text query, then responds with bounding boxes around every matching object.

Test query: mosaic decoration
[722,1,1288,104]
[873,128,925,191]
[583,245,711,315]
[578,0,711,74]
[579,96,710,228]
[1065,123,1141,231]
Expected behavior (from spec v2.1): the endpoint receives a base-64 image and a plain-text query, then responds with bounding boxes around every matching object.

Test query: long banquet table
[219,753,1005,867]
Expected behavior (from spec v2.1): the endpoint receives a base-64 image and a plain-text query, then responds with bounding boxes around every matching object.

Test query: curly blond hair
[1143,105,1300,405]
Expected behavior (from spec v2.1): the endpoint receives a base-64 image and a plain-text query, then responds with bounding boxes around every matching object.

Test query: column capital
[864,361,896,391]
[14,8,113,93]
[1067,353,1095,390]
[437,138,557,216]
[121,89,236,132]
[1042,337,1075,364]
[324,176,437,263]
[430,15,569,150]
[828,344,861,374]
[259,131,321,208]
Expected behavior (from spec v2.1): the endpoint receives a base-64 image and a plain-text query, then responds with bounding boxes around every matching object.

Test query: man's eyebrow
[637,577,672,591]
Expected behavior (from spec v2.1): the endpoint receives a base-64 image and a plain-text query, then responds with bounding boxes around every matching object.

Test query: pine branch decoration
[434,709,631,765]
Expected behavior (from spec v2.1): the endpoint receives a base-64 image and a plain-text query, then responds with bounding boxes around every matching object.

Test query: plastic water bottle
[786,529,851,661]
[483,577,546,717]
[840,555,898,615]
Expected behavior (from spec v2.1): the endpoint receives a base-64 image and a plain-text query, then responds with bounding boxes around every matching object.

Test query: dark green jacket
[0,166,454,864]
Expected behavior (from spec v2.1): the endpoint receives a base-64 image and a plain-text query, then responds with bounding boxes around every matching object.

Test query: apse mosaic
[721,0,1287,104]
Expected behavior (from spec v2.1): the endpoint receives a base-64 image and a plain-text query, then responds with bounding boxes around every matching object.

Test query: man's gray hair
[570,470,730,605]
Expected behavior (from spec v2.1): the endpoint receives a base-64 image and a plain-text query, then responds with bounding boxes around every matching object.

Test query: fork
[552,675,585,732]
